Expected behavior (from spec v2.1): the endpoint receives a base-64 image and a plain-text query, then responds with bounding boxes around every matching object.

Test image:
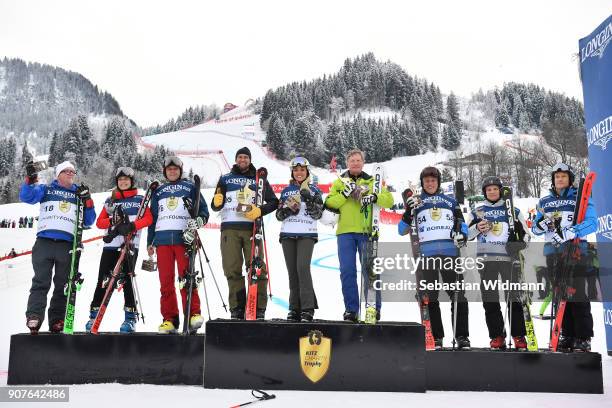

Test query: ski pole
[452,271,458,351]
[127,248,146,324]
[197,246,212,321]
[196,232,228,313]
[229,389,276,408]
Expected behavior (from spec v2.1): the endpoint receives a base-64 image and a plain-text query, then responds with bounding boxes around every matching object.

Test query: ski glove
[551,226,576,247]
[183,229,196,245]
[75,183,94,207]
[245,206,262,221]
[213,192,224,208]
[360,194,377,206]
[187,217,204,230]
[451,230,467,248]
[276,206,296,221]
[341,180,356,198]
[535,216,554,232]
[116,221,136,236]
[404,196,419,212]
[300,188,313,202]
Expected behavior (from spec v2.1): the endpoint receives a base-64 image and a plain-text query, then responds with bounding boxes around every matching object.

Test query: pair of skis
[181,175,202,335]
[549,172,596,351]
[402,188,436,350]
[63,195,85,334]
[90,180,159,334]
[246,168,269,321]
[501,186,538,351]
[362,164,383,324]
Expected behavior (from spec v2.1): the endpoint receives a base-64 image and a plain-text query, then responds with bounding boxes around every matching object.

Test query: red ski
[549,171,596,351]
[403,189,435,350]
[245,168,267,321]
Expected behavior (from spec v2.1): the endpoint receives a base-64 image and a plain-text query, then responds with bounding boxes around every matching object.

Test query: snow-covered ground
[1,107,609,405]
[0,186,610,407]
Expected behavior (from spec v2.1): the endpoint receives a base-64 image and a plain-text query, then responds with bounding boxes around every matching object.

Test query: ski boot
[300,309,314,322]
[490,336,506,350]
[26,315,42,335]
[573,338,591,352]
[120,307,138,334]
[455,336,471,350]
[513,336,528,351]
[287,310,300,322]
[434,338,443,350]
[189,314,204,333]
[343,311,358,323]
[230,308,244,320]
[158,320,177,334]
[85,308,99,333]
[256,309,266,320]
[50,319,64,334]
[558,335,574,352]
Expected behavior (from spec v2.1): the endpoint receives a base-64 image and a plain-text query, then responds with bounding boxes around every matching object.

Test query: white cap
[55,161,76,178]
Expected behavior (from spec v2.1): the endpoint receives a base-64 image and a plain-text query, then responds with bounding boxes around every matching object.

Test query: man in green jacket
[325,149,394,322]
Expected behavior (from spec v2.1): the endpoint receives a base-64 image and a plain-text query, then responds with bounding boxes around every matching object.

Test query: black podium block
[426,348,603,393]
[204,319,426,392]
[8,332,204,385]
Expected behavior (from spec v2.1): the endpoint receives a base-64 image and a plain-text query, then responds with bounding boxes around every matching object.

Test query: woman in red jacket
[85,167,153,333]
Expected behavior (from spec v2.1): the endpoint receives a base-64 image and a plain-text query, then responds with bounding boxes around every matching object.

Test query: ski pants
[90,248,138,310]
[547,254,594,338]
[27,237,73,326]
[480,260,526,338]
[337,233,381,314]
[157,244,201,325]
[418,255,469,339]
[281,237,318,311]
[220,228,267,312]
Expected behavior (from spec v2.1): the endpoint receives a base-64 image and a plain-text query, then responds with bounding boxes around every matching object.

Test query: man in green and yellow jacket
[325,149,394,322]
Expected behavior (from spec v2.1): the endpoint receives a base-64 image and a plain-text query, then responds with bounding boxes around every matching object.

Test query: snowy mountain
[0,57,124,153]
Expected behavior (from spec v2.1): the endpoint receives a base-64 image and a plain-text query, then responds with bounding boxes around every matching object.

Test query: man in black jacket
[211,147,279,319]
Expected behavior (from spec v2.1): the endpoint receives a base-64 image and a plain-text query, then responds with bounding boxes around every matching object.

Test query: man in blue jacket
[19,160,96,334]
[147,156,209,334]
[532,163,597,352]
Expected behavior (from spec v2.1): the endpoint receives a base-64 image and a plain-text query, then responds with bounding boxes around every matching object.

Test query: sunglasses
[61,169,77,175]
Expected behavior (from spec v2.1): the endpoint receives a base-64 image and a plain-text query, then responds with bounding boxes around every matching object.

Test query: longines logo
[597,213,612,240]
[581,21,612,62]
[587,115,612,151]
[299,330,331,383]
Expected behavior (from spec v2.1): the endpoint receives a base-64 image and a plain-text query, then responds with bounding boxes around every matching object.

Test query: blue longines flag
[579,14,612,356]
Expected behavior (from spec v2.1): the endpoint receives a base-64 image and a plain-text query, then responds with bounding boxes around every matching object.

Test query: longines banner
[579,14,612,355]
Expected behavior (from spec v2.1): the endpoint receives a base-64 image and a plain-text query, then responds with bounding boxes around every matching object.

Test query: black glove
[401,211,412,225]
[300,188,313,203]
[75,183,92,202]
[116,221,136,236]
[276,205,297,222]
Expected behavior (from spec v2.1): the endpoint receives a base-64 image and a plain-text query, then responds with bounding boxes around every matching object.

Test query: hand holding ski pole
[551,226,576,247]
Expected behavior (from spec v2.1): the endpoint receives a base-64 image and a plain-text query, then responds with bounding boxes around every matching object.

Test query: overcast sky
[1,0,611,127]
